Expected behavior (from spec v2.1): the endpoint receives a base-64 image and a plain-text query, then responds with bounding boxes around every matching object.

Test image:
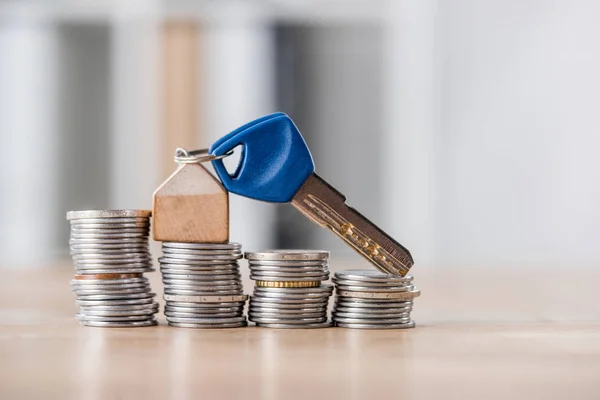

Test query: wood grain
[153,163,229,243]
[1,263,599,399]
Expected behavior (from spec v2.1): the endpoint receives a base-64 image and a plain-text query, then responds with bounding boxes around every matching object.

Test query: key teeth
[294,192,412,276]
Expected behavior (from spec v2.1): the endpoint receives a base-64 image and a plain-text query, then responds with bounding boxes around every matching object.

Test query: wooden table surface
[1,262,599,399]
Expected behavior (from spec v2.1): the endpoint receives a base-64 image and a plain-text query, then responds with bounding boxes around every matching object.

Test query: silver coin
[70,235,148,242]
[162,279,241,287]
[70,278,148,286]
[162,242,241,250]
[78,308,158,317]
[335,321,415,329]
[76,313,153,322]
[70,236,148,243]
[165,305,243,313]
[250,274,329,282]
[71,283,150,292]
[74,261,152,269]
[334,306,412,314]
[167,321,247,329]
[254,321,332,329]
[69,227,148,234]
[72,251,151,259]
[160,266,239,273]
[159,253,242,262]
[76,292,155,301]
[249,299,329,309]
[159,257,238,266]
[164,289,243,296]
[163,283,243,291]
[245,250,329,261]
[162,248,242,256]
[160,264,239,272]
[69,217,150,224]
[163,294,248,303]
[249,266,329,274]
[165,301,246,308]
[163,285,243,296]
[71,248,149,255]
[249,267,328,275]
[336,289,420,300]
[253,285,333,294]
[72,287,150,296]
[249,306,326,314]
[335,270,413,283]
[161,274,240,282]
[248,260,328,267]
[332,311,411,319]
[249,311,326,319]
[71,243,149,250]
[249,269,328,277]
[332,278,413,288]
[66,210,152,220]
[335,297,414,306]
[73,258,152,266]
[335,285,415,293]
[72,256,152,264]
[79,303,159,312]
[70,226,149,233]
[79,319,158,328]
[250,295,330,304]
[249,316,327,324]
[74,268,154,274]
[166,316,246,324]
[69,223,149,230]
[76,297,155,307]
[165,310,242,318]
[333,316,412,324]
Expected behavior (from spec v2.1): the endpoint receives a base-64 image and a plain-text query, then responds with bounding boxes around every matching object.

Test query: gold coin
[255,281,321,288]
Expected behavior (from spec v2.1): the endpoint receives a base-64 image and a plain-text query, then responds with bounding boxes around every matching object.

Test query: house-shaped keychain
[152,162,229,243]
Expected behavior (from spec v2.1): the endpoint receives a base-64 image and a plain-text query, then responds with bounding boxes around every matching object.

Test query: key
[209,113,414,276]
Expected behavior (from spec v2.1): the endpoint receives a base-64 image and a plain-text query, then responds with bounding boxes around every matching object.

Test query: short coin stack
[67,210,158,327]
[332,270,420,329]
[159,242,248,328]
[247,250,333,328]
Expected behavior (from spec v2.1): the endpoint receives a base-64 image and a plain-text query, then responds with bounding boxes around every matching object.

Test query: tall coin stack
[246,250,333,328]
[67,210,159,327]
[332,270,420,329]
[159,242,248,328]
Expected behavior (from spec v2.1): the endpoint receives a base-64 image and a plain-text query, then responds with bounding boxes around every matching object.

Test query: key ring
[174,148,233,164]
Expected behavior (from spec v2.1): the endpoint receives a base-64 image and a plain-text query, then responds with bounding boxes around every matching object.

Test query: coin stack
[246,250,333,328]
[159,242,248,328]
[67,210,159,327]
[332,270,420,329]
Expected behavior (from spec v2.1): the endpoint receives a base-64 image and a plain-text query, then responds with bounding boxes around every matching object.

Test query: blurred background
[1,0,599,270]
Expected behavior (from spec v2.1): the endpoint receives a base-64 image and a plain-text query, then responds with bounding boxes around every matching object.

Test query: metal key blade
[291,174,414,276]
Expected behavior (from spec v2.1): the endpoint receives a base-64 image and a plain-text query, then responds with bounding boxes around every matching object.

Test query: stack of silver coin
[159,242,248,328]
[246,250,333,328]
[332,270,420,329]
[67,210,158,327]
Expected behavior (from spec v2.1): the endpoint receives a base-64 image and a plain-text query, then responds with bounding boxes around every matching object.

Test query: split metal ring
[174,148,233,164]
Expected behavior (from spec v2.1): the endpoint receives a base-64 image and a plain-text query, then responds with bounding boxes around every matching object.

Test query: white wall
[435,1,600,266]
[0,15,60,266]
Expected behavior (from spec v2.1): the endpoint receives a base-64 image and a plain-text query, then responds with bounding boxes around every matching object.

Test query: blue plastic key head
[209,113,315,203]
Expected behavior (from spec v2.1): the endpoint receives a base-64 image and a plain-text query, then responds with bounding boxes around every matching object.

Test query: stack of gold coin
[67,210,158,327]
[246,250,333,328]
